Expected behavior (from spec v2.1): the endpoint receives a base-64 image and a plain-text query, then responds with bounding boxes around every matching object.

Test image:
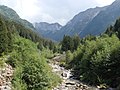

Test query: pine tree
[0,16,9,54]
[61,35,74,51]
[73,35,80,50]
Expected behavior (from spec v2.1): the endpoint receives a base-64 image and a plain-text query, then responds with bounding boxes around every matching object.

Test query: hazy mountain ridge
[35,6,105,41]
[35,22,62,32]
[0,5,35,31]
[54,6,106,41]
[35,22,62,39]
[80,0,120,37]
[62,6,106,34]
[35,0,120,41]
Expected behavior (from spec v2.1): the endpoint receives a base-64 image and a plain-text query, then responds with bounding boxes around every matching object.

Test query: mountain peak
[110,0,120,6]
[80,0,120,37]
[37,0,120,41]
[0,5,20,19]
[35,22,62,39]
[36,22,62,27]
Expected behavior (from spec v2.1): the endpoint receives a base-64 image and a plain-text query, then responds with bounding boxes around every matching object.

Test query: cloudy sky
[0,0,115,25]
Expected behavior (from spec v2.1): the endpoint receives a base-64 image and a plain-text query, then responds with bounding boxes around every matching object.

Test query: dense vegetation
[0,5,56,51]
[0,13,56,51]
[8,36,61,90]
[70,35,120,87]
[61,18,120,88]
[1,4,120,90]
[61,35,80,52]
[0,15,14,54]
[0,13,61,90]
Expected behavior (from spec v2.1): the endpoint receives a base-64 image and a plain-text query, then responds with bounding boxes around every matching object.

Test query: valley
[0,0,120,90]
[35,0,120,41]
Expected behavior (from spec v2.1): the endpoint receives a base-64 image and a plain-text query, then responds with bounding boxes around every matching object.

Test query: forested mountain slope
[0,5,35,31]
[0,6,61,90]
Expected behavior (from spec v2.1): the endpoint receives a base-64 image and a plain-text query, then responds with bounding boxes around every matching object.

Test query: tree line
[60,17,120,89]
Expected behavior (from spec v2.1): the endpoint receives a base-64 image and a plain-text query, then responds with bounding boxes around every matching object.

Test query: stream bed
[49,62,98,90]
[49,55,117,90]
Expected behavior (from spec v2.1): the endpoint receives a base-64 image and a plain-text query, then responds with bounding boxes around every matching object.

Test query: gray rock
[61,72,67,77]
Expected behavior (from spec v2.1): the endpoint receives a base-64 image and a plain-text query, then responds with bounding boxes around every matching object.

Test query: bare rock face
[35,22,62,40]
[0,63,13,90]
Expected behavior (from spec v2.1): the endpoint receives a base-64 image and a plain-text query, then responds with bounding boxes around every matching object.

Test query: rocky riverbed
[49,55,118,90]
[49,62,98,90]
[0,63,13,90]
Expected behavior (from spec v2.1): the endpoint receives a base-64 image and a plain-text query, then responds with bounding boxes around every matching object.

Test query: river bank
[49,54,118,90]
[49,55,98,90]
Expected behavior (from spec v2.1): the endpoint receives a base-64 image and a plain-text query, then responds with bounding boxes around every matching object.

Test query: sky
[0,0,115,25]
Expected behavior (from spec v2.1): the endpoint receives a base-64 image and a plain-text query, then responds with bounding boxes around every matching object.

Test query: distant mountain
[37,6,106,41]
[0,5,56,50]
[55,6,106,41]
[0,5,35,31]
[35,22,62,40]
[80,0,120,37]
[36,0,120,41]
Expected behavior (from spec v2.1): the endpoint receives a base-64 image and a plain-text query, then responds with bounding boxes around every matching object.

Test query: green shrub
[69,35,120,87]
[9,36,61,90]
[0,59,5,68]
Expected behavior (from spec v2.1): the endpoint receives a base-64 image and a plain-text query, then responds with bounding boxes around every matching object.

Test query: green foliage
[13,20,56,51]
[40,48,54,59]
[66,50,73,65]
[68,35,120,87]
[61,35,80,52]
[7,36,61,90]
[0,59,5,68]
[0,15,14,55]
[105,25,114,37]
[0,12,56,52]
[0,12,60,90]
[105,17,120,39]
[61,35,74,51]
[73,35,80,50]
[0,16,8,54]
[60,17,120,88]
[0,7,60,90]
[12,66,27,90]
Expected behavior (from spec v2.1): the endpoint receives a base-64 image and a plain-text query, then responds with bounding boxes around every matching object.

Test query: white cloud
[95,0,115,6]
[0,0,115,25]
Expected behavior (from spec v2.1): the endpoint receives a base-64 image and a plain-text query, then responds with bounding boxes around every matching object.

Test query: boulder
[61,72,67,77]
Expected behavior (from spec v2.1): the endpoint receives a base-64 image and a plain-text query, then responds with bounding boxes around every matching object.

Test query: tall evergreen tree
[61,35,74,51]
[0,16,9,54]
[73,35,80,50]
